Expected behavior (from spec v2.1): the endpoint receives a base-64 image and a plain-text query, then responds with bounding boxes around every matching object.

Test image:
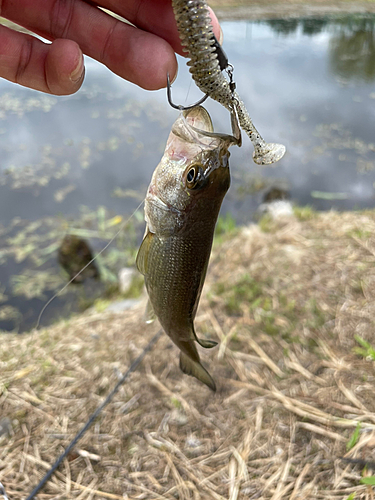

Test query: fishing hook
[166,34,231,111]
[167,73,209,111]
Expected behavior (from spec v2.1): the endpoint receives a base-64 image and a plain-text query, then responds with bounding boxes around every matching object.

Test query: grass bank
[1,208,375,499]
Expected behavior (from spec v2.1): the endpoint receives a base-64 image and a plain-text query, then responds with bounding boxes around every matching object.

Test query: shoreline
[2,208,375,498]
[210,1,375,20]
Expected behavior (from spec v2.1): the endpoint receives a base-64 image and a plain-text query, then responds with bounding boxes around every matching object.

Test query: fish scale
[146,216,218,338]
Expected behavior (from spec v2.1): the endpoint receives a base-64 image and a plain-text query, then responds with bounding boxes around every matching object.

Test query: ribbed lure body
[171,0,286,165]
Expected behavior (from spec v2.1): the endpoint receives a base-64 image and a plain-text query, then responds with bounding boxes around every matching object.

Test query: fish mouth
[182,106,214,133]
[172,106,240,150]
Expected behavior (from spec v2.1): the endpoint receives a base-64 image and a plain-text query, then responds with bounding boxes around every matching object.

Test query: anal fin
[179,352,216,392]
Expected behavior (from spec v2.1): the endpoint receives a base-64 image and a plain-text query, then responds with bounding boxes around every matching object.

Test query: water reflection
[330,18,375,82]
[1,14,375,332]
[265,15,375,82]
[265,18,329,36]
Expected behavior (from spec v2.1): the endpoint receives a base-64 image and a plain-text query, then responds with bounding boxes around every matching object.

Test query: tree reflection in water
[265,15,375,82]
[329,17,375,82]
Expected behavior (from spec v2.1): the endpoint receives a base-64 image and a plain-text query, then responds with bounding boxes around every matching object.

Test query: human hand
[0,0,221,95]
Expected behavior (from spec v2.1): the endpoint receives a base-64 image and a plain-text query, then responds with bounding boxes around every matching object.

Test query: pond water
[1,14,375,332]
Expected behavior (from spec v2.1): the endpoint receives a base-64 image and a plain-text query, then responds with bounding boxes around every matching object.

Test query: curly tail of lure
[171,0,286,165]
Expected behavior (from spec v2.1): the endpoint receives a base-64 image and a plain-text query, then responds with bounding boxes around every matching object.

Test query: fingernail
[218,26,224,45]
[70,54,84,83]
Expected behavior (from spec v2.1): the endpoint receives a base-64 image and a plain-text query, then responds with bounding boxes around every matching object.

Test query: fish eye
[185,164,204,190]
[187,168,195,183]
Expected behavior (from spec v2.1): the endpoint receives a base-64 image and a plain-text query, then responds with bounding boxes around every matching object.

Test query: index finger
[1,0,221,90]
[96,0,222,55]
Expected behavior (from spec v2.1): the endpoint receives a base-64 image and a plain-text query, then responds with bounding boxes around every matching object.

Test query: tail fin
[179,352,216,392]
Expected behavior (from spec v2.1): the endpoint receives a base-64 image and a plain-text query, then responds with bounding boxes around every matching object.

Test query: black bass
[136,106,240,391]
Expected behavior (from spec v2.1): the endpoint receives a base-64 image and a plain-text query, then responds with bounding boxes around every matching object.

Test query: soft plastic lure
[170,0,286,165]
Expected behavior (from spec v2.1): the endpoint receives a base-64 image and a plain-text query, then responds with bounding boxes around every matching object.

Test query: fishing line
[340,457,375,470]
[25,329,162,500]
[35,200,145,330]
[185,78,193,107]
[0,482,9,500]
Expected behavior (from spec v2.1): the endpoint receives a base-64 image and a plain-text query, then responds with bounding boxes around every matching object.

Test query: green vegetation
[171,397,182,409]
[212,271,331,346]
[293,205,316,221]
[258,213,275,233]
[348,228,372,239]
[354,335,375,361]
[360,476,375,486]
[310,191,348,200]
[0,205,144,330]
[3,206,142,301]
[346,422,361,451]
[214,213,238,244]
[306,298,328,329]
[213,274,264,316]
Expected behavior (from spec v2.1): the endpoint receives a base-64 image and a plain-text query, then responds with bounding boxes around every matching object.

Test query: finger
[95,0,222,54]
[46,39,85,94]
[0,25,84,94]
[1,0,177,90]
[1,0,220,89]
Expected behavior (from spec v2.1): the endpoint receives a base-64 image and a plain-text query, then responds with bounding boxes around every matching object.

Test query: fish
[171,0,286,165]
[136,105,241,391]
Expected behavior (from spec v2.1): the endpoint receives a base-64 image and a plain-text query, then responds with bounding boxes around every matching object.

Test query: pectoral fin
[136,230,154,276]
[179,352,216,392]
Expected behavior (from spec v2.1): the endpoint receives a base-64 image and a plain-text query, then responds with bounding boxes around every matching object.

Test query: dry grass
[1,209,375,499]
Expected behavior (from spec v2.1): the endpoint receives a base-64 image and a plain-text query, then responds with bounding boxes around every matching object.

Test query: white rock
[118,267,137,294]
[257,200,294,220]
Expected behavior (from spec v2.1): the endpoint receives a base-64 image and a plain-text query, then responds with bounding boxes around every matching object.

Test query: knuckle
[15,38,33,84]
[50,0,75,39]
[100,23,116,65]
